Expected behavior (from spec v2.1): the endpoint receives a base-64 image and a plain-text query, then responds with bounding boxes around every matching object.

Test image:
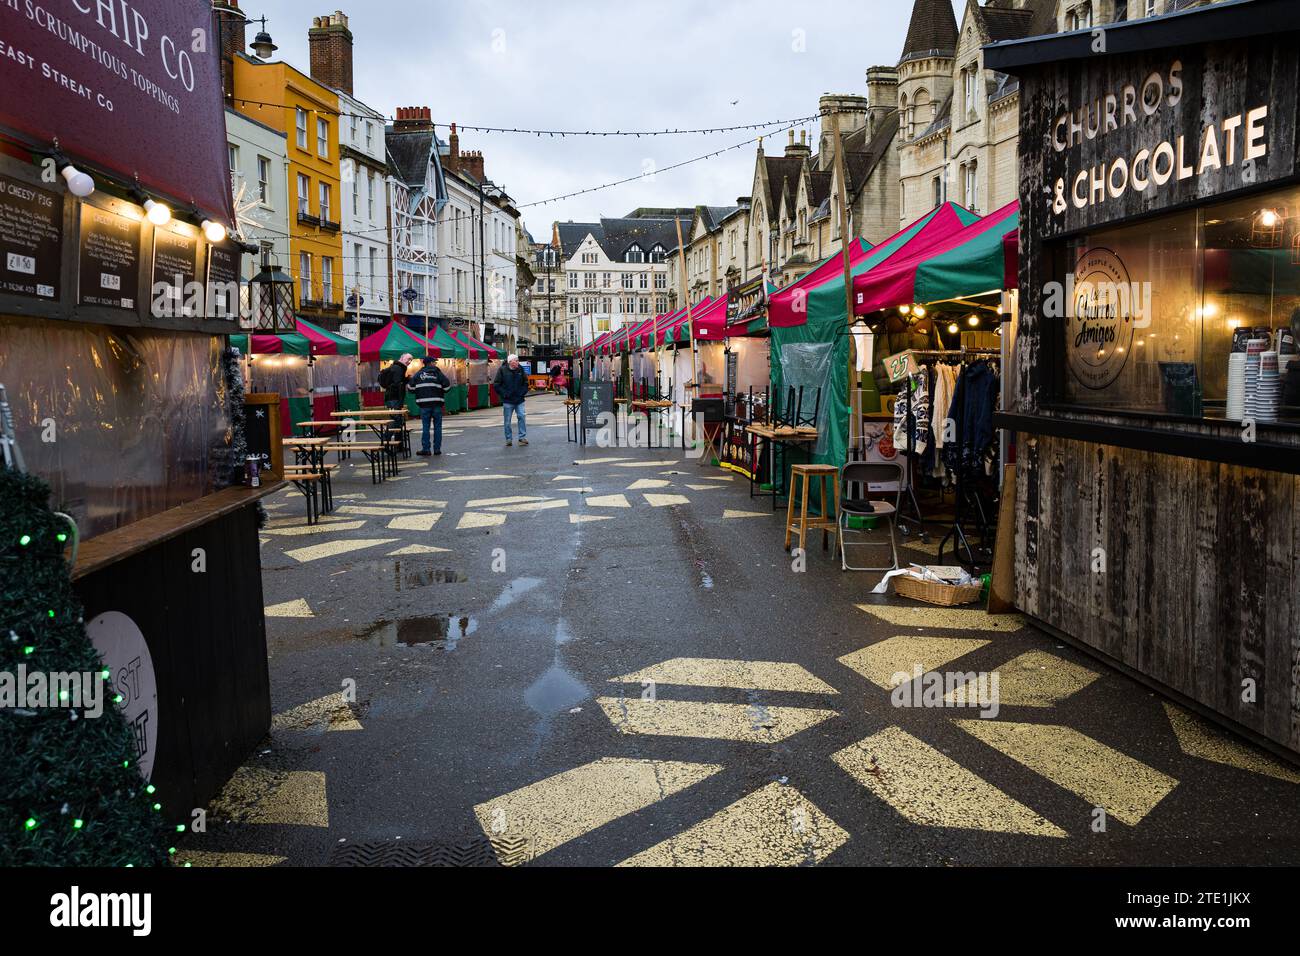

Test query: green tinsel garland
[0,467,168,866]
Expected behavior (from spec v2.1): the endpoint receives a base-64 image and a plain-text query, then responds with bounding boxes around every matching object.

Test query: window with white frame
[622,273,634,290]
[297,174,310,215]
[369,248,377,299]
[257,156,271,203]
[366,122,373,150]
[654,272,666,290]
[638,272,648,289]
[649,244,666,263]
[568,272,578,289]
[322,257,334,303]
[569,299,578,315]
[351,166,359,216]
[964,160,978,212]
[350,115,357,143]
[228,143,238,172]
[299,252,312,302]
[317,117,329,158]
[319,182,332,222]
[584,272,596,289]
[625,244,645,263]
[296,109,308,149]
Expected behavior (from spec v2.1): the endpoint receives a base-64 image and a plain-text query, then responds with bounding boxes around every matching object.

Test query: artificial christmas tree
[0,466,168,866]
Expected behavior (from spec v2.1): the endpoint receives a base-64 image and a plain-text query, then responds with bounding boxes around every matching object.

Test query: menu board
[581,380,614,430]
[0,175,62,301]
[152,225,199,318]
[206,241,242,320]
[78,205,140,310]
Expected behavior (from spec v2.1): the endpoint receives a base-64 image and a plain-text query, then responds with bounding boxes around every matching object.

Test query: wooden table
[630,399,674,449]
[745,423,819,510]
[564,399,582,443]
[282,436,334,518]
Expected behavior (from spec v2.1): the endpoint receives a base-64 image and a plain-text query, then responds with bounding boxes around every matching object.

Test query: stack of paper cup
[1244,339,1267,421]
[1256,351,1281,422]
[1226,351,1248,419]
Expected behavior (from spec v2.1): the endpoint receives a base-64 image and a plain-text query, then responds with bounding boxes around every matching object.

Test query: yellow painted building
[233,55,344,328]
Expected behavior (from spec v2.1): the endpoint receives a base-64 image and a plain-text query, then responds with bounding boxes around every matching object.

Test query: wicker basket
[892,573,983,606]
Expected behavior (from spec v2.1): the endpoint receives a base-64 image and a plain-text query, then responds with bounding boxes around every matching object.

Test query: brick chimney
[213,0,246,105]
[308,11,354,95]
[443,123,486,181]
[393,107,434,132]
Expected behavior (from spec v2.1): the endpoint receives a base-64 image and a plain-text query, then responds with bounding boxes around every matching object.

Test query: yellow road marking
[213,768,329,827]
[618,782,848,866]
[271,692,362,732]
[1164,704,1300,784]
[457,511,507,529]
[336,505,424,517]
[383,498,449,508]
[722,509,770,519]
[947,650,1099,707]
[573,458,628,465]
[609,658,838,694]
[264,599,314,618]
[856,605,1026,632]
[436,474,518,481]
[387,513,442,531]
[570,514,612,524]
[585,494,631,508]
[467,495,544,507]
[597,697,836,742]
[387,544,452,556]
[832,727,1066,837]
[260,520,369,537]
[172,851,286,867]
[644,493,691,507]
[838,636,990,688]
[957,720,1178,826]
[473,757,722,861]
[485,500,569,513]
[284,539,398,563]
[627,478,672,490]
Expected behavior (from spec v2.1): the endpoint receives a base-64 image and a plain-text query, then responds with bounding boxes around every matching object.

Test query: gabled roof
[557,215,690,261]
[976,3,1038,43]
[901,0,959,60]
[385,127,439,191]
[845,111,901,199]
[763,155,803,214]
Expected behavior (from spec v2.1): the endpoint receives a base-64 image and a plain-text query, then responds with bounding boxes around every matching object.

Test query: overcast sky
[248,0,961,235]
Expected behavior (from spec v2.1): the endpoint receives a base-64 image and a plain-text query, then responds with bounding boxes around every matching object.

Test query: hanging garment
[942,360,1000,475]
[932,363,958,449]
[893,370,931,456]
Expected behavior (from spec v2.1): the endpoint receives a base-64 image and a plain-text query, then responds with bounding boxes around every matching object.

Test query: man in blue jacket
[493,354,530,447]
[409,361,451,456]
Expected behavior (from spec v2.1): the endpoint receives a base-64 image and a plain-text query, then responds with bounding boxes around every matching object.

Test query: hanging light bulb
[899,304,911,316]
[913,305,926,318]
[967,314,980,327]
[59,164,96,198]
[202,220,228,243]
[947,322,959,335]
[144,199,172,226]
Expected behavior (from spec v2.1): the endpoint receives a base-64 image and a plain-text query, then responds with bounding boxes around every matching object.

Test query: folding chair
[839,460,903,572]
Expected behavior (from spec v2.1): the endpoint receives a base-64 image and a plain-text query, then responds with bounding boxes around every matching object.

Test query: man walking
[410,360,450,456]
[493,353,530,447]
[378,352,413,428]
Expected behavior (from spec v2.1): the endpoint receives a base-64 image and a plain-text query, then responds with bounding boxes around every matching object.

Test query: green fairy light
[19,534,31,546]
[122,760,130,769]
[146,785,155,795]
[101,669,111,679]
[24,818,37,830]
[168,847,176,855]
[175,824,185,833]
[56,533,68,543]
[73,819,84,829]
[23,646,34,656]
[114,694,124,704]
[47,610,55,618]
[152,803,161,811]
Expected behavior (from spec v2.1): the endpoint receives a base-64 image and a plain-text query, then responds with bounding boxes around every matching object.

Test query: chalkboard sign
[78,204,140,310]
[581,380,614,430]
[242,394,282,482]
[152,223,200,319]
[205,241,241,320]
[0,174,62,301]
[691,397,725,424]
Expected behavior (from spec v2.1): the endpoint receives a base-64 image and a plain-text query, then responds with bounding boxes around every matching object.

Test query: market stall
[448,328,501,407]
[984,0,1300,757]
[232,317,360,436]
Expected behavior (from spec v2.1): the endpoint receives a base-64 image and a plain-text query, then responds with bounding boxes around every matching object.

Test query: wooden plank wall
[74,505,272,821]
[1017,432,1300,753]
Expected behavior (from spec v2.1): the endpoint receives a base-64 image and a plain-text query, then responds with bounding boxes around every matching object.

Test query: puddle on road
[524,660,590,715]
[359,615,478,650]
[356,559,469,592]
[488,576,543,612]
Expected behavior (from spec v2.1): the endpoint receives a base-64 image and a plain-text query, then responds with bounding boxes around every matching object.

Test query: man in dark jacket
[410,361,451,456]
[378,353,413,427]
[493,353,530,446]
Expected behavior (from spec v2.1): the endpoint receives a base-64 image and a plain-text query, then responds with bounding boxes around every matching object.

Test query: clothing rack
[893,347,1001,552]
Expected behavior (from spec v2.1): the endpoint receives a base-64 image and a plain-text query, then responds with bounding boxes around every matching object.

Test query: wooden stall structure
[985,0,1300,757]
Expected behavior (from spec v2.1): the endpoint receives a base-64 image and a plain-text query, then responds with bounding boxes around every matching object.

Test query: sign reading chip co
[0,0,233,225]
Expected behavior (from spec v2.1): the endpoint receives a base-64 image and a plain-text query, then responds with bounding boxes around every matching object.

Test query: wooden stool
[784,464,841,554]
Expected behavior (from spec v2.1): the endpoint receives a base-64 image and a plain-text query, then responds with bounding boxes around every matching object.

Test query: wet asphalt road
[177,394,1300,867]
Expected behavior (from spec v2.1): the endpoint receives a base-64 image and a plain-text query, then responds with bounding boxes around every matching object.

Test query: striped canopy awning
[231,316,358,356]
[359,320,438,363]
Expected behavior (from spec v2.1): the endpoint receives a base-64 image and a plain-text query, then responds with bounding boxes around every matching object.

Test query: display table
[746,423,819,510]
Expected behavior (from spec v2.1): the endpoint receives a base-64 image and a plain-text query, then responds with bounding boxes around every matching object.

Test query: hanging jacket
[410,365,450,407]
[942,361,1000,475]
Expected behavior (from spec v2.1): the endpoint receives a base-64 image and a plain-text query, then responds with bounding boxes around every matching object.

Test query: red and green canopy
[657,296,715,346]
[448,327,499,360]
[769,203,981,329]
[692,296,734,341]
[581,331,613,356]
[231,316,358,356]
[852,200,1019,314]
[359,320,437,363]
[424,323,470,360]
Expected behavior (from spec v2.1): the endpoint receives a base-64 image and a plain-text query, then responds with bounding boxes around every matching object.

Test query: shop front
[985,0,1300,757]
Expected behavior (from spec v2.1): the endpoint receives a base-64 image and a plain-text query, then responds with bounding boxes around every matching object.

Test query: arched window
[625,244,645,263]
[648,244,666,263]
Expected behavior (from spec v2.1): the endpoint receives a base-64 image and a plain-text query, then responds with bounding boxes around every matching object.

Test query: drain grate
[329,836,532,867]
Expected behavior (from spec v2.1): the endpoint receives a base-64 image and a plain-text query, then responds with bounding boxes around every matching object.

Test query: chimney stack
[308,10,354,96]
[213,0,246,105]
[784,126,811,161]
[443,124,486,182]
[393,107,434,132]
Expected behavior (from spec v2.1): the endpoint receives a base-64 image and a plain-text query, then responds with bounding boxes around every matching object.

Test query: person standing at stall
[410,361,451,456]
[379,353,413,428]
[494,353,530,447]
